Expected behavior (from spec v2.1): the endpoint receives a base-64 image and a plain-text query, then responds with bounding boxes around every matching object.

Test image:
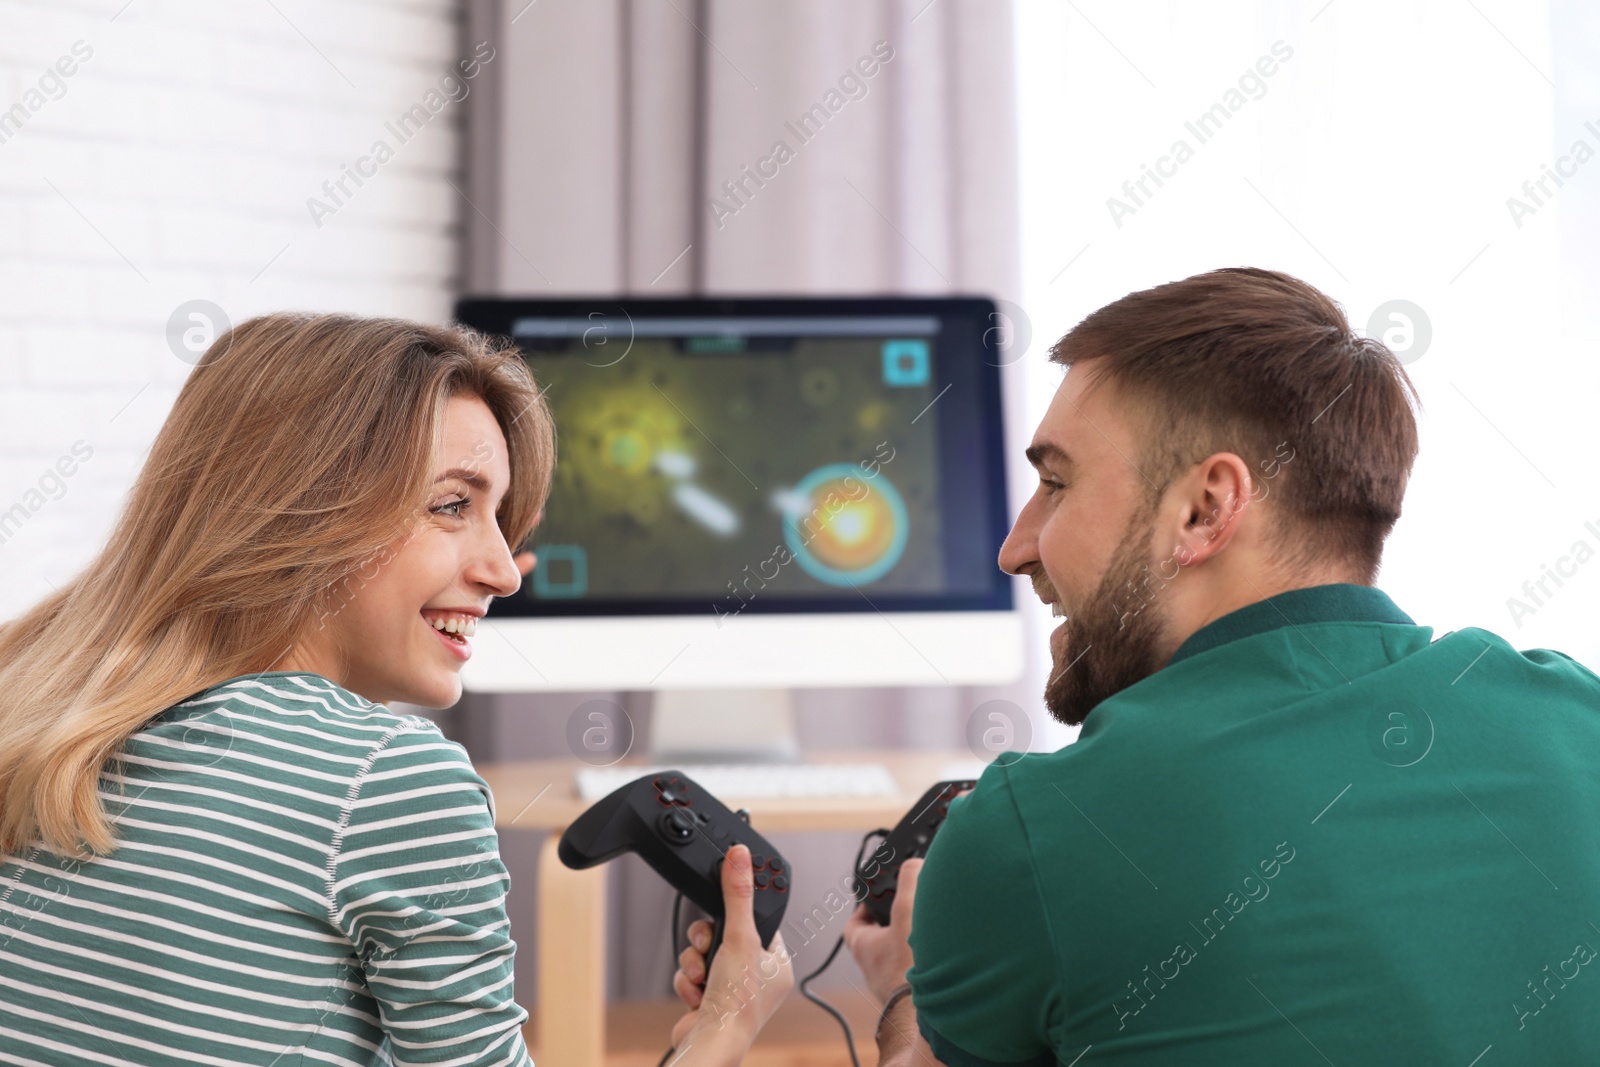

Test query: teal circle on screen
[783,463,910,587]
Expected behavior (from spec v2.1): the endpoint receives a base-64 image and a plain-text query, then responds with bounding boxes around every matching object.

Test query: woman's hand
[669,844,794,1061]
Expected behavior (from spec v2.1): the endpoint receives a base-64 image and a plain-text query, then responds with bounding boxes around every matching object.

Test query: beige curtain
[453,0,1040,1003]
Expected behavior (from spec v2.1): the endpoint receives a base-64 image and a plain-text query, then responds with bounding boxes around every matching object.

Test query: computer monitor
[451,296,1024,706]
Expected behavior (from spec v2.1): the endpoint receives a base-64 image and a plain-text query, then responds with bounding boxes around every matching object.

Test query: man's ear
[1169,453,1255,568]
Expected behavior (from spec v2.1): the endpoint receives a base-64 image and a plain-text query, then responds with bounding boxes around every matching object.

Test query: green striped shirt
[0,671,532,1067]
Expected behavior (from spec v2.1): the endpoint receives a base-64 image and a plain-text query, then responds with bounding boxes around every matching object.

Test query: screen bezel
[453,295,1014,618]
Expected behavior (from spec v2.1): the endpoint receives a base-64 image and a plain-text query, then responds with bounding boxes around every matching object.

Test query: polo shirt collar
[1165,583,1415,667]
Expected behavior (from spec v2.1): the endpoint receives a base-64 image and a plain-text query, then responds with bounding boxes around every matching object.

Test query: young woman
[0,313,791,1067]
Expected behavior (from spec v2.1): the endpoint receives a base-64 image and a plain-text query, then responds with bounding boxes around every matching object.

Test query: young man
[844,267,1600,1064]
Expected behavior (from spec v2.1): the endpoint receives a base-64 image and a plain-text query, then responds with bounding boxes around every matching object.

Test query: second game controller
[853,778,975,925]
[558,771,790,963]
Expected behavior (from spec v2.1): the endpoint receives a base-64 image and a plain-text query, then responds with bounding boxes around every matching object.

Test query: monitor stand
[648,688,801,764]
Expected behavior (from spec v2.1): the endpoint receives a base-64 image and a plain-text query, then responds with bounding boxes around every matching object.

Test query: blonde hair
[0,313,555,857]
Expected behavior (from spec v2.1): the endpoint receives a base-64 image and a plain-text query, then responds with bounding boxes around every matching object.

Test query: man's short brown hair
[1050,267,1420,582]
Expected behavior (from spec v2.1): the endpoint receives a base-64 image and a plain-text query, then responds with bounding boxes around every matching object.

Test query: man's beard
[1044,505,1169,727]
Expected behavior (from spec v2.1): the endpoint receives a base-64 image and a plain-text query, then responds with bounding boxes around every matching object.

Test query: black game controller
[854,779,975,925]
[558,771,790,965]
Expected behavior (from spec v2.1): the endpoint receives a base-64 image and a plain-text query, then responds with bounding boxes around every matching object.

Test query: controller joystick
[853,779,976,926]
[660,807,696,841]
[558,770,790,968]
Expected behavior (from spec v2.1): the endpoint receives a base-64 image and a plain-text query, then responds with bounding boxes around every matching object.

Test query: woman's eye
[1040,479,1064,495]
[432,497,470,518]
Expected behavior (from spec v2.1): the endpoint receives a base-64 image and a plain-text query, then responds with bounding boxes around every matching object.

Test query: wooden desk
[521,995,884,1067]
[481,751,978,1067]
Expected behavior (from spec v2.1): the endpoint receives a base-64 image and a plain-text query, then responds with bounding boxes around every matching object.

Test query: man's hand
[845,860,946,1067]
[843,857,923,1005]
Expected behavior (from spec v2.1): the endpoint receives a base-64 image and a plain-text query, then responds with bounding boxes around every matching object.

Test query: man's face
[998,367,1171,726]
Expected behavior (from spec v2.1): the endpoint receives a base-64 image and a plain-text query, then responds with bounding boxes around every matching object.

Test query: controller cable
[655,826,891,1067]
[797,827,890,1067]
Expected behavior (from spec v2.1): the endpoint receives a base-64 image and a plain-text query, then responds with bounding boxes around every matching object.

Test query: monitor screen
[453,297,1014,619]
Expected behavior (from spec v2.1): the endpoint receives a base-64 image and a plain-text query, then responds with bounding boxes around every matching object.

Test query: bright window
[1014,0,1599,691]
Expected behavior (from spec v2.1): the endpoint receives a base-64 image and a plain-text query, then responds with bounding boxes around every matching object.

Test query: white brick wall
[0,0,471,613]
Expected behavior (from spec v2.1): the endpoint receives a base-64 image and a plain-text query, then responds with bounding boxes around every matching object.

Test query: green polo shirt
[908,584,1600,1064]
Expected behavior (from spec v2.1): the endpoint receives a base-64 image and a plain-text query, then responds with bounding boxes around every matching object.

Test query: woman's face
[280,393,527,709]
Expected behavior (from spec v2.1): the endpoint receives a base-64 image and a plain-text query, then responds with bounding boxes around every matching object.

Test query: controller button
[769,857,784,873]
[712,824,729,840]
[661,808,696,843]
[754,871,770,888]
[752,853,767,869]
[773,875,788,891]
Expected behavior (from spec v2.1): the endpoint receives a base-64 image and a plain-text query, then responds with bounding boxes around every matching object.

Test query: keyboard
[574,762,903,802]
